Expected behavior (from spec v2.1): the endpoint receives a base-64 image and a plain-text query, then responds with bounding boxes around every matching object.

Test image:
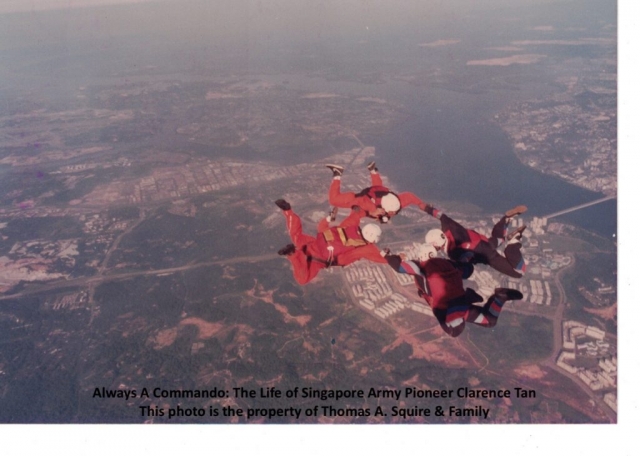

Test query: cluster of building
[0,208,130,291]
[81,213,130,234]
[341,209,569,322]
[528,249,572,279]
[529,279,553,306]
[53,157,131,174]
[344,263,431,320]
[43,291,89,311]
[579,279,616,308]
[528,217,548,236]
[8,239,79,265]
[0,144,114,167]
[556,320,617,411]
[181,83,400,155]
[0,255,68,291]
[0,205,82,219]
[346,265,392,304]
[0,238,80,291]
[468,218,561,309]
[497,74,616,196]
[372,293,410,319]
[468,270,500,302]
[82,159,319,206]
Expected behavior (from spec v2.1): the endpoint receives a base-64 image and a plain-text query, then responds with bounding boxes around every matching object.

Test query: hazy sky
[0,0,158,14]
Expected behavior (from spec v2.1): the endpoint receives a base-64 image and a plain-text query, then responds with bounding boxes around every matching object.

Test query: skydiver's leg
[466,288,523,328]
[368,161,384,187]
[328,179,359,208]
[279,206,315,248]
[504,241,526,274]
[287,250,323,285]
[433,308,465,338]
[490,206,527,247]
[465,306,497,328]
[489,215,510,249]
[487,252,522,278]
[438,287,482,338]
[474,241,522,279]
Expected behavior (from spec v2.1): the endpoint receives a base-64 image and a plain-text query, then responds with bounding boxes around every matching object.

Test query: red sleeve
[338,244,387,266]
[398,192,426,210]
[317,218,329,233]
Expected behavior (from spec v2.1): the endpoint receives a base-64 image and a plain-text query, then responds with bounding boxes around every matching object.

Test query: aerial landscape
[0,0,617,424]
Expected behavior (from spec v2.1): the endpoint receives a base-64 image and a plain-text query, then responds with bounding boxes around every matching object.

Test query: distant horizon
[0,0,581,16]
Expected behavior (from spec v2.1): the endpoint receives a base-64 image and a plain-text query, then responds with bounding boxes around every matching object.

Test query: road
[0,253,279,302]
[539,255,617,423]
[544,195,615,219]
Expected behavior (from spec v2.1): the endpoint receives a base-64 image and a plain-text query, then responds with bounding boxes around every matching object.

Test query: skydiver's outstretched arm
[339,244,388,266]
[385,255,429,295]
[423,203,441,218]
[398,192,428,211]
[439,213,469,243]
[385,255,422,276]
[423,205,466,236]
[316,217,330,233]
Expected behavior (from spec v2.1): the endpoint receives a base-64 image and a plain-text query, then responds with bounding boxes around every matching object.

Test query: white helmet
[361,224,382,244]
[425,229,447,251]
[418,244,438,262]
[380,194,401,213]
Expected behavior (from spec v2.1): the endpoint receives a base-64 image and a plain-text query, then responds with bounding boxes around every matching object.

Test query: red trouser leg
[465,305,498,328]
[317,218,329,233]
[328,179,358,208]
[283,210,315,248]
[474,241,522,279]
[370,173,383,187]
[489,215,510,248]
[505,242,526,273]
[433,308,465,338]
[287,250,324,285]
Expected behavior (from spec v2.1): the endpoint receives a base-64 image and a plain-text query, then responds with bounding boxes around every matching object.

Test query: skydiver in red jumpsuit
[423,204,527,279]
[325,162,428,223]
[385,245,523,337]
[275,199,388,285]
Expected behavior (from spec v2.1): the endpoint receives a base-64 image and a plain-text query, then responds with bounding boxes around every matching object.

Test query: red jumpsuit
[430,211,525,279]
[386,255,511,337]
[328,172,426,221]
[281,208,387,285]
